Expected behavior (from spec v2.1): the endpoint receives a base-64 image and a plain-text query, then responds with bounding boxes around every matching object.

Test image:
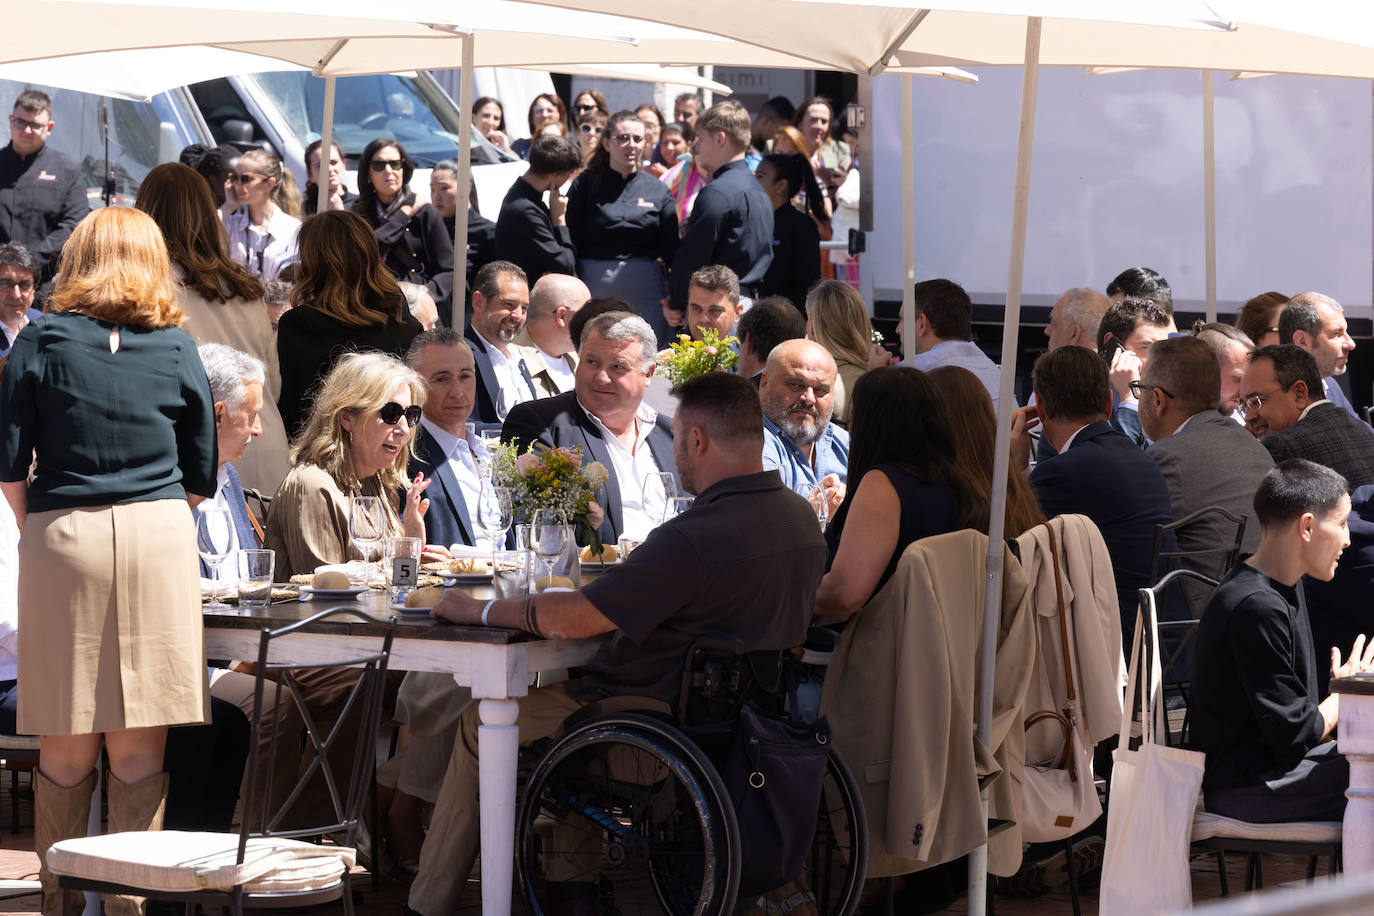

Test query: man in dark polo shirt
[407,371,826,916]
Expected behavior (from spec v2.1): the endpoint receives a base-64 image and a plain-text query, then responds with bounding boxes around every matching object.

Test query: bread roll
[404,586,444,608]
[536,575,576,592]
[579,543,619,562]
[449,557,491,575]
[312,570,352,590]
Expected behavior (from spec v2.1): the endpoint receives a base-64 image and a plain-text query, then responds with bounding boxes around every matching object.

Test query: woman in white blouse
[223,149,302,282]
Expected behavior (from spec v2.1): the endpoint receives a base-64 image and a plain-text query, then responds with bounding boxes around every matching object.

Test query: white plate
[298,585,369,600]
[438,572,493,584]
[579,559,621,570]
[390,601,435,615]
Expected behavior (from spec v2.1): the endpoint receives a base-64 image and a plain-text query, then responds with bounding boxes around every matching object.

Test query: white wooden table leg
[1333,678,1374,874]
[478,698,521,915]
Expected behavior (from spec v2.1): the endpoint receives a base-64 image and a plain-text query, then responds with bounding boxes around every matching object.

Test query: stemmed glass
[196,504,234,609]
[641,471,676,527]
[531,509,569,591]
[349,495,387,578]
[475,480,514,574]
[664,496,694,521]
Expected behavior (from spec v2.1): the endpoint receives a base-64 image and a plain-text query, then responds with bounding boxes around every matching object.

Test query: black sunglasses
[369,158,404,172]
[377,402,421,426]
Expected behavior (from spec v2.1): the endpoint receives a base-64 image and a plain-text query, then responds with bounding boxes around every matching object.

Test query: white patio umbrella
[0,47,306,102]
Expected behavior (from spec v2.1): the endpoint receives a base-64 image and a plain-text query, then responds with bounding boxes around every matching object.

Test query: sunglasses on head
[377,402,421,426]
[370,158,404,172]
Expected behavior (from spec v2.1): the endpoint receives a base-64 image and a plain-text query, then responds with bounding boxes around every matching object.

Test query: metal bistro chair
[46,607,395,916]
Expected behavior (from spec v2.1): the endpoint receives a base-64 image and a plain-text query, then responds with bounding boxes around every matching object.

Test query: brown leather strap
[244,496,266,545]
[1043,522,1081,780]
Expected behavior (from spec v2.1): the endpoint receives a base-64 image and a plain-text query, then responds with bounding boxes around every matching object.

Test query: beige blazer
[1014,516,1125,768]
[513,328,578,398]
[264,463,402,579]
[820,529,1036,877]
[176,280,290,496]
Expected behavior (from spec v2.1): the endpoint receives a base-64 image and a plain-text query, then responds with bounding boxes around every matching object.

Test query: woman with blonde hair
[223,148,301,281]
[927,365,1048,538]
[275,209,422,438]
[805,280,887,423]
[136,161,290,495]
[0,208,217,914]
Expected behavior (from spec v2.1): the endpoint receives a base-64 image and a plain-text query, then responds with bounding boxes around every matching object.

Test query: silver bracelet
[481,598,497,626]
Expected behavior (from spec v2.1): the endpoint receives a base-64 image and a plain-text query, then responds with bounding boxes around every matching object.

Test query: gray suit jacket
[1147,410,1273,585]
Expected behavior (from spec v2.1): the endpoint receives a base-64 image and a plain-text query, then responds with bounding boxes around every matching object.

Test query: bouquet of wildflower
[656,328,739,387]
[489,442,610,549]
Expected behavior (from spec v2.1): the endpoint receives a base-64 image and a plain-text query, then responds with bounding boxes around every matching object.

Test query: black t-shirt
[565,168,678,263]
[1190,563,1326,791]
[578,470,827,704]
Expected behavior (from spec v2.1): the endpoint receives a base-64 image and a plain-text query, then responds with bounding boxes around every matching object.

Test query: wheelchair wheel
[802,749,868,916]
[516,712,741,916]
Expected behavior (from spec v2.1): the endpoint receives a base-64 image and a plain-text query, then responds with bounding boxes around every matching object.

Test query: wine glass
[475,480,513,573]
[664,496,694,521]
[807,487,829,530]
[349,495,387,577]
[531,509,569,592]
[641,471,676,526]
[196,505,234,608]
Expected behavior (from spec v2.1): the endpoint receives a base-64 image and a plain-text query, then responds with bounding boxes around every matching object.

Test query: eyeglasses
[579,124,604,135]
[611,133,644,145]
[369,159,404,172]
[1238,386,1287,417]
[377,402,421,426]
[9,115,49,133]
[1128,381,1174,401]
[227,173,265,185]
[0,278,34,294]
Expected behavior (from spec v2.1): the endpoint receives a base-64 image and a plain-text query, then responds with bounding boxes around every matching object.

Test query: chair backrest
[1150,505,1247,585]
[1138,567,1218,749]
[238,607,395,865]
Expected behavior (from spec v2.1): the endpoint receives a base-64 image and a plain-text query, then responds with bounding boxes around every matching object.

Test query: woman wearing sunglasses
[265,349,433,577]
[222,148,302,282]
[275,210,423,439]
[353,137,454,319]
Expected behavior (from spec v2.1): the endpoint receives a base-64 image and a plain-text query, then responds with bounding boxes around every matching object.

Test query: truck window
[188,78,273,155]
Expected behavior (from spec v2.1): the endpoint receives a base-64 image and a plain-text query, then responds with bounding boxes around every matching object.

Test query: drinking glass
[531,509,569,592]
[236,549,275,609]
[196,505,234,609]
[382,536,422,604]
[493,549,530,599]
[641,471,676,526]
[349,495,387,577]
[476,481,513,573]
[664,496,694,521]
[807,487,829,530]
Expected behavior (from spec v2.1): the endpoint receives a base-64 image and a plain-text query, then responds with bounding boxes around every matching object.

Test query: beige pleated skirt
[17,499,209,735]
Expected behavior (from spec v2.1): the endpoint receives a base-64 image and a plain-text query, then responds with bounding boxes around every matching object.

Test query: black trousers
[1204,740,1348,823]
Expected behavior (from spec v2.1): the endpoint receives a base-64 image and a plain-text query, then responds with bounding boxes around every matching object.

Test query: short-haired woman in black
[756,152,826,314]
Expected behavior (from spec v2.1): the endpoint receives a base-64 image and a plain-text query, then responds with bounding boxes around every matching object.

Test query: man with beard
[465,260,538,425]
[1280,293,1359,418]
[759,338,849,519]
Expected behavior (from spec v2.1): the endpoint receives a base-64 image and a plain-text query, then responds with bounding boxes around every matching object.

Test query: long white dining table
[202,582,605,916]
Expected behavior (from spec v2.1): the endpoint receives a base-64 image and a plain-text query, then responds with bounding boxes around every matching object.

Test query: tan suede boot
[103,772,169,916]
[34,768,96,916]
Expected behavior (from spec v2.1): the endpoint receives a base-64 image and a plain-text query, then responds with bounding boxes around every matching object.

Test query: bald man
[759,339,849,516]
[514,272,589,397]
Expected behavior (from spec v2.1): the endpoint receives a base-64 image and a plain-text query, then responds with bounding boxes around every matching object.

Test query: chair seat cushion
[47,830,354,894]
[1191,811,1342,844]
[0,734,39,751]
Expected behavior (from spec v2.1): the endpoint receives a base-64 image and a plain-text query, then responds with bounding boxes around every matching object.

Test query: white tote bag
[1100,591,1205,914]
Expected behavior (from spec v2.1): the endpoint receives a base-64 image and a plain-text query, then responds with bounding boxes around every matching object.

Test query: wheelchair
[515,634,868,916]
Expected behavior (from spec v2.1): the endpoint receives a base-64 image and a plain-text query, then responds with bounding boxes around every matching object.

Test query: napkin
[313,562,370,585]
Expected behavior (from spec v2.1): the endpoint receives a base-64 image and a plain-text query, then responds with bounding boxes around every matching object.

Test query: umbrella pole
[970,16,1041,915]
[901,74,915,363]
[1203,69,1217,322]
[317,76,335,217]
[452,32,475,330]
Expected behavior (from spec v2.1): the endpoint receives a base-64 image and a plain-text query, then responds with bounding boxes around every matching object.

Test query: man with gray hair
[759,338,849,517]
[502,311,676,546]
[195,343,267,581]
[515,273,588,397]
[1045,286,1111,352]
[1192,321,1255,421]
[1280,292,1358,418]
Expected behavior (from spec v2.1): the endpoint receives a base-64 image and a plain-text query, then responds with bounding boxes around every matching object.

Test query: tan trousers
[407,683,585,916]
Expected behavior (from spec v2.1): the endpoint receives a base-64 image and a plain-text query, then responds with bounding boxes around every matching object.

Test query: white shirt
[475,328,538,416]
[1298,398,1332,422]
[198,465,241,590]
[1,314,29,349]
[913,339,1014,409]
[420,417,498,549]
[224,206,301,282]
[536,343,576,393]
[579,397,663,541]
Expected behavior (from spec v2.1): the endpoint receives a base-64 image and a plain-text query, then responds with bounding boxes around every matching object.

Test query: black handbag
[723,700,832,897]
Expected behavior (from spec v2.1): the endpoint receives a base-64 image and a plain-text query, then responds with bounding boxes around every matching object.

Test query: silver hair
[580,311,658,371]
[198,343,265,412]
[1055,287,1111,341]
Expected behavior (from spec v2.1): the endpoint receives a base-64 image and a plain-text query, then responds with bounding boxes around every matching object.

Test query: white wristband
[481,598,497,627]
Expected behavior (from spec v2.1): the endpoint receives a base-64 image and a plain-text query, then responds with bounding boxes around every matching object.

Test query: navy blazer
[464,325,538,426]
[0,308,42,359]
[500,391,676,546]
[408,425,476,548]
[1030,420,1176,639]
[195,463,260,577]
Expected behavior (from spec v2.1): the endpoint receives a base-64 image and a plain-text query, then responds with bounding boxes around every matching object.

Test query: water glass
[383,536,422,604]
[664,496,694,521]
[493,549,530,599]
[617,535,642,559]
[237,549,275,608]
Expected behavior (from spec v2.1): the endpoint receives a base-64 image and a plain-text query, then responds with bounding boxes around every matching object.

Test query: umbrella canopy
[0,47,305,102]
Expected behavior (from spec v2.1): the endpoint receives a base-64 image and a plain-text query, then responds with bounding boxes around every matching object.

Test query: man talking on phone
[1096,296,1172,446]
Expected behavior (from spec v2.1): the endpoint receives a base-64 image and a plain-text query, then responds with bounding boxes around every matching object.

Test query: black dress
[760,203,822,313]
[276,305,423,439]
